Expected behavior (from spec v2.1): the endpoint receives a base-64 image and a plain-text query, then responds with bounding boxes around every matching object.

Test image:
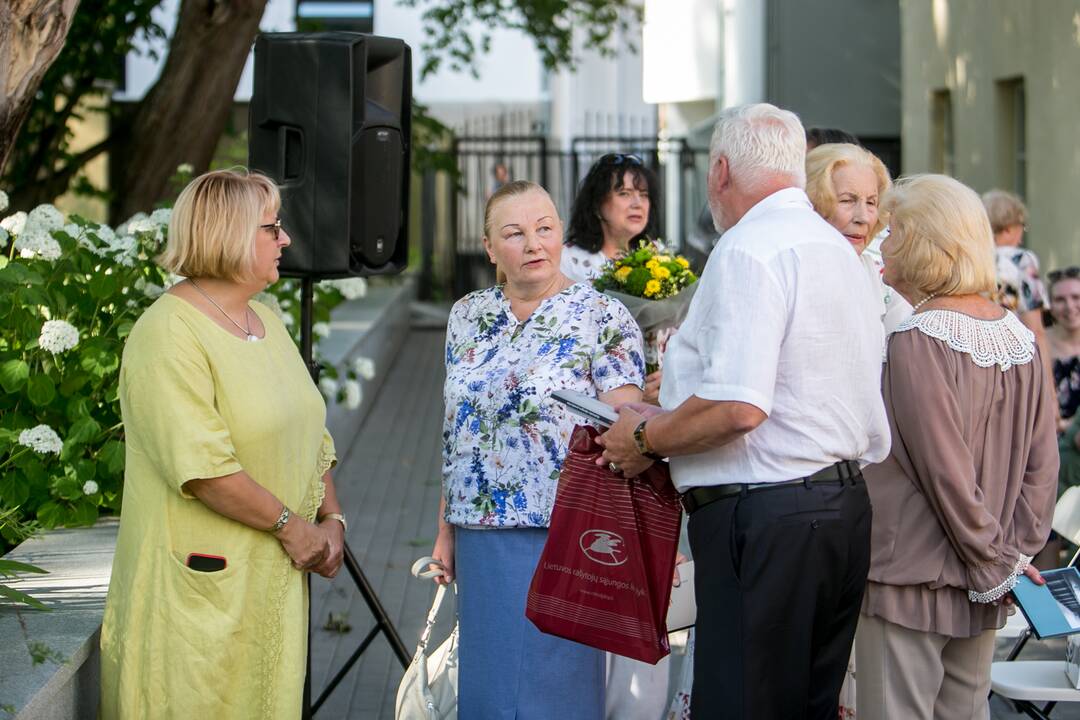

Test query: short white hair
[709,103,807,190]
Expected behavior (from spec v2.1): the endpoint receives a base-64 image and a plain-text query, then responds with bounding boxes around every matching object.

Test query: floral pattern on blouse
[560,243,609,284]
[442,283,644,528]
[1056,355,1080,421]
[995,246,1048,315]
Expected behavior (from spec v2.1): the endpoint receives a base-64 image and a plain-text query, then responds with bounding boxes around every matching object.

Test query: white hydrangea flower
[141,282,164,299]
[118,212,150,236]
[352,357,376,381]
[82,480,99,495]
[0,190,8,214]
[177,163,194,174]
[254,292,286,322]
[149,208,171,227]
[107,234,138,266]
[313,322,331,338]
[322,277,368,300]
[0,226,8,249]
[39,319,80,354]
[26,204,64,234]
[18,425,63,455]
[343,379,362,410]
[282,312,295,327]
[318,377,338,399]
[1,211,28,236]
[16,231,62,261]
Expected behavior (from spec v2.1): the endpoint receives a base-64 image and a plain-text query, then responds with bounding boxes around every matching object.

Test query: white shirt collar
[736,187,812,227]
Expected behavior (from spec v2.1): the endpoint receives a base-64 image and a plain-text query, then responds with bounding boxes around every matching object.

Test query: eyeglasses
[259,219,282,240]
[1048,266,1080,283]
[599,153,643,166]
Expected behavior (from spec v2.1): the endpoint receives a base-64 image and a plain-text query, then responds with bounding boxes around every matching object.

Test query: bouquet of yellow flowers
[593,241,699,373]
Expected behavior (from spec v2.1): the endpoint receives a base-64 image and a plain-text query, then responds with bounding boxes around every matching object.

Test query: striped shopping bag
[526,424,682,664]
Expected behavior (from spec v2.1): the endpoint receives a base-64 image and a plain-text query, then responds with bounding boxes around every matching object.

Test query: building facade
[900,0,1080,267]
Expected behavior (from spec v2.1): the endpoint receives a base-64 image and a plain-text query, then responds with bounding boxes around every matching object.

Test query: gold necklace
[188,279,259,342]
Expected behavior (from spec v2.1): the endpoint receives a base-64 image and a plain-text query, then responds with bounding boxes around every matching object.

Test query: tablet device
[551,389,620,427]
[1012,566,1080,639]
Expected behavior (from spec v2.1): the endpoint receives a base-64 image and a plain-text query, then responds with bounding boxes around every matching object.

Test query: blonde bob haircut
[805,143,892,240]
[981,189,1028,234]
[158,168,280,282]
[881,174,996,298]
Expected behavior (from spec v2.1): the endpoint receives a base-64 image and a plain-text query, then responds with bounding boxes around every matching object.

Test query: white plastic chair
[989,487,1080,716]
[990,661,1080,720]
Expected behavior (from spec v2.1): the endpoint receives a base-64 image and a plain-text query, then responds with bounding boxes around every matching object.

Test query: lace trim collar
[895,309,1035,371]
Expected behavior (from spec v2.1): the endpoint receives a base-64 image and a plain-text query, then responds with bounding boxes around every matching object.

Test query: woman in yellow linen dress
[100,169,347,719]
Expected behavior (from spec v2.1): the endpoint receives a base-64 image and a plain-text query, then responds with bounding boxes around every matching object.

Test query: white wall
[115,0,297,102]
[374,0,544,104]
[642,0,720,105]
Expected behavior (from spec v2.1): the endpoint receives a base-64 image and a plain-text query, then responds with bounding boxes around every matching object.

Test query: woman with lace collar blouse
[430,180,645,718]
[854,175,1059,720]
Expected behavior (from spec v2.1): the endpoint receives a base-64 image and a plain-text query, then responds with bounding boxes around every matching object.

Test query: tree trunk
[0,0,80,176]
[110,0,267,222]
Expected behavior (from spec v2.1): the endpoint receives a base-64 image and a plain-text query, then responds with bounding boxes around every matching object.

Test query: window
[997,77,1027,198]
[931,89,955,176]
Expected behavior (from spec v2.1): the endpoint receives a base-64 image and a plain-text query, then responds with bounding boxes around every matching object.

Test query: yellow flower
[614,266,632,282]
[675,256,690,268]
[651,265,671,280]
[645,258,660,271]
[657,255,672,264]
[644,279,661,297]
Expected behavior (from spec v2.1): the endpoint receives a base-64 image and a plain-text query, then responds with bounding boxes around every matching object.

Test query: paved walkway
[309,328,451,718]
[304,325,1080,719]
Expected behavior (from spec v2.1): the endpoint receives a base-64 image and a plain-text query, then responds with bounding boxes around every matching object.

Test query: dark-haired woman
[561,153,661,285]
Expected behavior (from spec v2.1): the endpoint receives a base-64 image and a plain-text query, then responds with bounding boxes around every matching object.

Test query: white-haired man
[598,103,890,718]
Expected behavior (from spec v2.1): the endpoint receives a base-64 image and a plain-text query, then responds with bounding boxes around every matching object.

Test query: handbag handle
[410,556,454,652]
[410,555,447,580]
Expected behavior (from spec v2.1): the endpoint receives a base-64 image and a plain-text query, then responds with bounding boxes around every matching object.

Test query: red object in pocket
[526,425,683,664]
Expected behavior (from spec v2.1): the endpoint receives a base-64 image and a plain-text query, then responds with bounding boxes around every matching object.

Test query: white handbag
[395,556,458,720]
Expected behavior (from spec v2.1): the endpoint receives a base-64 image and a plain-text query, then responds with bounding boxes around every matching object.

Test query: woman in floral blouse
[431,180,645,718]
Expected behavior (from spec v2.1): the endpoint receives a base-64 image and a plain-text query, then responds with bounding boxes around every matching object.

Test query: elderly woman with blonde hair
[806,143,911,336]
[100,168,346,718]
[855,175,1058,720]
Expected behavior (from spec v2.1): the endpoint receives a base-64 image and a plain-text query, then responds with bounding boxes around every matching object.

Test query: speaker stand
[297,278,411,718]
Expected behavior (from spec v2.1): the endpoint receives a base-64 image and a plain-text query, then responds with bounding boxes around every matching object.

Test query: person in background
[806,126,860,150]
[564,154,665,411]
[431,180,644,719]
[1047,267,1080,491]
[100,169,345,718]
[857,175,1058,720]
[598,103,890,720]
[984,189,1055,394]
[806,143,912,338]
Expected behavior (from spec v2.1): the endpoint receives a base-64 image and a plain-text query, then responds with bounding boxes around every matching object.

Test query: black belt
[680,460,863,515]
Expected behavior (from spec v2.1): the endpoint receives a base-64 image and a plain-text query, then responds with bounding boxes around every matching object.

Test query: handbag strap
[410,556,455,652]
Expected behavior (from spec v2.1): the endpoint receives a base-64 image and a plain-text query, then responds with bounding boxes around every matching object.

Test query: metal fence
[417,136,711,300]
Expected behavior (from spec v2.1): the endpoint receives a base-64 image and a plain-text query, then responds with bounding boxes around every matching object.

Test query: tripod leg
[343,543,411,667]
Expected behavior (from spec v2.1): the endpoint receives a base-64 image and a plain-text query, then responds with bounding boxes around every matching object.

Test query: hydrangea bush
[0,191,374,541]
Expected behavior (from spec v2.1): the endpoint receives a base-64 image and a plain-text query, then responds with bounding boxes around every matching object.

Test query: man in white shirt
[598,103,890,719]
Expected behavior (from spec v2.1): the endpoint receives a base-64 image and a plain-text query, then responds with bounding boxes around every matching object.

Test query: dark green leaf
[0,359,29,392]
[0,262,44,285]
[35,501,65,528]
[0,559,48,576]
[27,375,57,406]
[0,473,30,507]
[67,417,101,445]
[0,584,48,610]
[88,273,118,300]
[99,440,125,475]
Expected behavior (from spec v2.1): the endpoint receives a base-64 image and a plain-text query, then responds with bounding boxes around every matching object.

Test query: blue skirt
[456,527,605,720]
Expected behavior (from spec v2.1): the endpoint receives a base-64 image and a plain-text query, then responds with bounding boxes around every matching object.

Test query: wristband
[320,512,348,532]
[633,419,664,461]
[269,505,291,534]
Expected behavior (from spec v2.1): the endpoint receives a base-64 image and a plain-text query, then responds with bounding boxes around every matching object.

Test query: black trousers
[687,476,871,720]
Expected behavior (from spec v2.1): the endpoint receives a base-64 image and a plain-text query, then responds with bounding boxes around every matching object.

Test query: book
[1012,567,1080,639]
[551,389,620,427]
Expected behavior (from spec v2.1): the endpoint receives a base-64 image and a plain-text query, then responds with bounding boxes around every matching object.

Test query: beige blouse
[862,309,1059,638]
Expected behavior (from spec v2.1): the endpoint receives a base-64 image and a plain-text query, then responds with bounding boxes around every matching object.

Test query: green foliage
[400,0,642,78]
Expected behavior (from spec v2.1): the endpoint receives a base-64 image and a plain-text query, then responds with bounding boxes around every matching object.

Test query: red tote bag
[526,424,683,664]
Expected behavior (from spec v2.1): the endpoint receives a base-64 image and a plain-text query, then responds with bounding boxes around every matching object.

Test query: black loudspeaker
[249,32,411,278]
